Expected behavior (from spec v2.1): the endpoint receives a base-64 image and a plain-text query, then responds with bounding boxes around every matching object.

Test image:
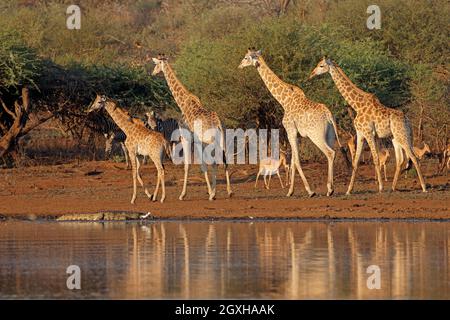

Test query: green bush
[175,18,410,131]
[0,30,42,94]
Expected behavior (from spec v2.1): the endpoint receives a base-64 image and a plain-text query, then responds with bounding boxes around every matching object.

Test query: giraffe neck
[328,65,367,113]
[162,62,198,117]
[256,57,299,108]
[104,101,135,135]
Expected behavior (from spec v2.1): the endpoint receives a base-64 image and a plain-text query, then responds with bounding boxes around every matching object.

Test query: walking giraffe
[309,57,427,194]
[239,48,342,197]
[151,54,232,201]
[88,94,171,203]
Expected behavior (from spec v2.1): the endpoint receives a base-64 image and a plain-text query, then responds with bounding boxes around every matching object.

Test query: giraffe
[151,54,232,201]
[309,57,427,194]
[239,48,342,197]
[87,94,170,203]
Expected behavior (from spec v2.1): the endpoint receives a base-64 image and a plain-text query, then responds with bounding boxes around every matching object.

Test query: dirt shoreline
[0,161,448,221]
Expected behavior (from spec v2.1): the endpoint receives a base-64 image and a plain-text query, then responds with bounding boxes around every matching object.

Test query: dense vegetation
[0,0,448,165]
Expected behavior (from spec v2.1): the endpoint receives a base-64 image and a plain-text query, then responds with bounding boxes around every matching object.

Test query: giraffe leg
[179,137,190,201]
[366,135,383,193]
[309,133,336,196]
[120,142,130,169]
[392,139,403,191]
[326,148,336,196]
[151,156,161,202]
[136,155,152,198]
[403,144,427,192]
[225,168,232,197]
[196,145,214,200]
[152,170,160,202]
[267,173,272,189]
[288,161,295,195]
[152,157,165,203]
[286,130,314,197]
[159,148,166,203]
[396,115,427,192]
[223,151,232,197]
[346,132,365,195]
[128,149,138,204]
[383,163,388,182]
[210,162,217,200]
[203,168,214,200]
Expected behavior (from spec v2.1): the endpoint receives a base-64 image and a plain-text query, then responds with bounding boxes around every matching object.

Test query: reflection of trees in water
[0,222,448,299]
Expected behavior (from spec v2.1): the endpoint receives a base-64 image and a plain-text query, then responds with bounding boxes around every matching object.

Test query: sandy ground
[0,159,448,220]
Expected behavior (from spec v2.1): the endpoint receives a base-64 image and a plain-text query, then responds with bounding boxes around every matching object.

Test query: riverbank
[0,161,448,221]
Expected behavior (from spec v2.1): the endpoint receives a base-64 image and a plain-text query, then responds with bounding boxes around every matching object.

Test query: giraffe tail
[328,114,342,148]
[328,113,352,170]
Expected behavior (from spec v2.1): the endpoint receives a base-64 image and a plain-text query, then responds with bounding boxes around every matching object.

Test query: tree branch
[19,113,55,137]
[0,98,17,119]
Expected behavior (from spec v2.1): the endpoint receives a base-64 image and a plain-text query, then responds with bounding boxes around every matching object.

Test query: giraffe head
[238,47,262,69]
[151,54,168,76]
[87,94,108,113]
[308,57,334,80]
[145,110,157,129]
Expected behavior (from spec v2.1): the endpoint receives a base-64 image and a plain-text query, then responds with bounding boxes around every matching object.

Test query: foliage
[0,30,42,94]
[175,18,411,133]
[0,0,448,164]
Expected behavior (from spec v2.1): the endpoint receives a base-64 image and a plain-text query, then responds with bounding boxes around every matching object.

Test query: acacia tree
[0,31,51,162]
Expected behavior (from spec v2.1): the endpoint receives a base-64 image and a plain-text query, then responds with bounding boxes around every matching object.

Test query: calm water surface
[0,220,448,299]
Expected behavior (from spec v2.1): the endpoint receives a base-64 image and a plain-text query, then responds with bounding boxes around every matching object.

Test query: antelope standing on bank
[403,142,431,176]
[379,148,390,182]
[255,151,290,189]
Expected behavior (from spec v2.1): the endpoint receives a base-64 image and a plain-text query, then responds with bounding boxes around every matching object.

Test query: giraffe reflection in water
[0,221,448,299]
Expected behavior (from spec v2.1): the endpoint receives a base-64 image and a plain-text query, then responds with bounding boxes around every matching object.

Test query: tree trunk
[0,88,30,158]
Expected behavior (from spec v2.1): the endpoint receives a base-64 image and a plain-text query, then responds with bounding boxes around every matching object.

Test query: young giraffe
[151,54,232,201]
[309,57,427,194]
[88,95,170,203]
[239,48,342,197]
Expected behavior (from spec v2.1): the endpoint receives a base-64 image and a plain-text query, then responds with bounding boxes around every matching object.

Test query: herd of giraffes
[87,48,428,204]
